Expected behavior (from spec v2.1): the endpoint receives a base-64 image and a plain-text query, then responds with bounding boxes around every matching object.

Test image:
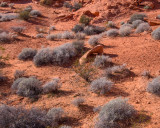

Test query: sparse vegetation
[106,29,119,37]
[49,26,56,31]
[0,105,51,128]
[147,76,160,96]
[61,31,75,39]
[30,10,42,17]
[72,98,85,107]
[11,77,27,91]
[18,48,37,61]
[83,26,95,35]
[14,70,25,79]
[72,24,84,33]
[135,23,151,33]
[107,21,116,28]
[90,77,113,95]
[24,5,32,12]
[75,32,86,40]
[151,27,160,40]
[93,55,112,68]
[36,33,44,38]
[141,70,151,79]
[40,0,53,6]
[0,14,18,22]
[19,10,30,20]
[88,35,101,47]
[47,107,64,123]
[132,20,144,28]
[0,2,8,7]
[43,78,62,93]
[9,3,15,9]
[129,13,147,23]
[96,97,136,128]
[79,15,92,25]
[63,2,72,8]
[11,26,25,34]
[33,48,51,67]
[119,26,132,37]
[0,32,12,43]
[16,77,42,98]
[104,64,132,80]
[72,2,82,11]
[60,126,72,128]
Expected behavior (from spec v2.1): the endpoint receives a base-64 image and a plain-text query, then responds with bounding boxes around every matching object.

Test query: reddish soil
[1,0,160,128]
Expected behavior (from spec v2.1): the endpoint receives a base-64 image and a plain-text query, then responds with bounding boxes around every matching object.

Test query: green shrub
[19,10,30,20]
[79,15,92,25]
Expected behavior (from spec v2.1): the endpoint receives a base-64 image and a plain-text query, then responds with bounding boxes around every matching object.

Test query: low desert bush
[92,26,106,34]
[88,35,101,47]
[30,10,42,17]
[63,2,72,8]
[75,32,85,40]
[24,5,32,12]
[156,15,160,19]
[9,3,15,9]
[147,76,160,95]
[141,70,151,79]
[46,34,58,41]
[93,55,112,68]
[11,77,27,91]
[40,0,53,6]
[0,32,12,43]
[43,78,62,93]
[60,31,75,39]
[96,97,136,127]
[72,40,85,51]
[151,27,160,40]
[135,23,151,33]
[50,43,77,65]
[104,64,132,80]
[0,14,18,22]
[132,20,144,28]
[16,77,42,98]
[0,105,54,128]
[47,107,64,122]
[36,33,44,38]
[119,26,132,37]
[120,23,133,29]
[33,48,51,66]
[11,26,25,33]
[72,2,82,11]
[14,70,25,79]
[60,126,72,128]
[18,48,37,61]
[0,2,8,7]
[72,24,84,33]
[107,21,116,28]
[83,26,95,35]
[19,10,30,20]
[72,98,85,107]
[34,42,85,67]
[79,15,92,25]
[106,29,119,37]
[129,13,147,23]
[49,26,56,31]
[90,77,113,95]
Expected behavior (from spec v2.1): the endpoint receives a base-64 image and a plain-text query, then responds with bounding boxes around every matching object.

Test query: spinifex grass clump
[95,97,137,128]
